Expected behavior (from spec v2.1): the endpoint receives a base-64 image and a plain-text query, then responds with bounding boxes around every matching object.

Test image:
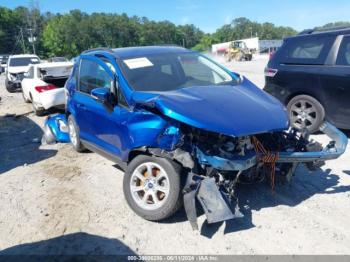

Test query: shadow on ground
[146,161,350,238]
[0,232,138,259]
[0,114,57,174]
[159,163,349,238]
[199,165,350,238]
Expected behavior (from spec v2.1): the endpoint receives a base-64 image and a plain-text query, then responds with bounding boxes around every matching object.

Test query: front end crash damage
[130,83,348,230]
[147,118,347,230]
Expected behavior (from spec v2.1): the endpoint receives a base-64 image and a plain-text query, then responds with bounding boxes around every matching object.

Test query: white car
[21,62,73,116]
[5,54,40,92]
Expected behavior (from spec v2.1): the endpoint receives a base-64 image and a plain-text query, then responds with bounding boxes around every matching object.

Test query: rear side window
[79,59,112,94]
[279,35,335,65]
[336,36,350,66]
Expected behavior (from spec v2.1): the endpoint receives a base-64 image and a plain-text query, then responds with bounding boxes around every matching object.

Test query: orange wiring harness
[251,136,279,190]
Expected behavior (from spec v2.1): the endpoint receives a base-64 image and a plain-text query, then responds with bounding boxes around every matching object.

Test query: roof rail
[82,47,114,54]
[298,29,314,35]
[298,26,350,35]
[314,26,350,33]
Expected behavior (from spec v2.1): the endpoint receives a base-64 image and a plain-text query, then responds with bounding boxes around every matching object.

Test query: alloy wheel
[68,119,78,147]
[290,99,317,130]
[130,162,170,211]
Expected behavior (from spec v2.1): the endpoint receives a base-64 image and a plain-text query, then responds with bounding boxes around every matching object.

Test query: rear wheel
[287,95,325,133]
[123,155,182,221]
[22,91,30,103]
[30,94,45,116]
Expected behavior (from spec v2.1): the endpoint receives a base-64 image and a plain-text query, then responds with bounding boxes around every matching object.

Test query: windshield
[120,52,237,92]
[9,57,40,67]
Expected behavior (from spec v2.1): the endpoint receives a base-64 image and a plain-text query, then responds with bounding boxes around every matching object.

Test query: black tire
[287,94,325,133]
[5,78,15,93]
[123,155,182,221]
[67,114,85,152]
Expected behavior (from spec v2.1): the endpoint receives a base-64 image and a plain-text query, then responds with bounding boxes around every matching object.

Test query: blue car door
[74,56,130,158]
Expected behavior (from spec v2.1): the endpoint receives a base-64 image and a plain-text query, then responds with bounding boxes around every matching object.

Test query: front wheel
[123,155,182,221]
[287,94,325,133]
[5,79,15,93]
[68,115,85,152]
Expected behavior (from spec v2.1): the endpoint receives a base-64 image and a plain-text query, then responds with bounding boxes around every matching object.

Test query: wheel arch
[127,149,150,164]
[285,91,325,109]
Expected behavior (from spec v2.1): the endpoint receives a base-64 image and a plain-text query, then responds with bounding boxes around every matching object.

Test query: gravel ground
[0,55,350,256]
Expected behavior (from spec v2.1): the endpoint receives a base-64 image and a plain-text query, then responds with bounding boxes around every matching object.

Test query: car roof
[83,45,192,59]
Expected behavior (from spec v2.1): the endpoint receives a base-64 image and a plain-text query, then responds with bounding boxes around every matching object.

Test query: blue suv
[62,46,346,229]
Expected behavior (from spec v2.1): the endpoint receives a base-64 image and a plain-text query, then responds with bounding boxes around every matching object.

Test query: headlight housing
[9,73,17,81]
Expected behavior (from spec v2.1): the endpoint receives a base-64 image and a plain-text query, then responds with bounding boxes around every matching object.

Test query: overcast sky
[1,0,350,33]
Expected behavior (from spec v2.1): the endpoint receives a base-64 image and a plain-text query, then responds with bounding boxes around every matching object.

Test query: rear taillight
[269,51,275,60]
[35,84,56,93]
[264,67,278,77]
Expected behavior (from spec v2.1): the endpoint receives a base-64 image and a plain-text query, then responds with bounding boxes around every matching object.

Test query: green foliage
[0,7,204,57]
[1,6,349,58]
[214,17,297,42]
[40,10,205,58]
[192,34,217,52]
[314,21,350,31]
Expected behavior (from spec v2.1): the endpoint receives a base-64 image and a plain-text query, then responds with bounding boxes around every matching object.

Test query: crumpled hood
[7,66,29,74]
[132,77,289,137]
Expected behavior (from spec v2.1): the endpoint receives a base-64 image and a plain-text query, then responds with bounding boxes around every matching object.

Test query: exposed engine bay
[149,121,347,230]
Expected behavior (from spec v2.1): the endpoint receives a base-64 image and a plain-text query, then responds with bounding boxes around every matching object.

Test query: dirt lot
[1,56,350,255]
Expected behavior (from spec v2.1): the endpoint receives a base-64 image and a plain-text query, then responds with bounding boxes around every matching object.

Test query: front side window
[79,59,112,94]
[119,52,235,92]
[336,36,350,66]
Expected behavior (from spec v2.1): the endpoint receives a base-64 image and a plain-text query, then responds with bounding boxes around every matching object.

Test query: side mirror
[91,87,110,102]
[91,87,114,113]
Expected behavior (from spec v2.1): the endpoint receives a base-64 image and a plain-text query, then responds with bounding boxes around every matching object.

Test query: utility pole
[28,28,36,54]
[19,28,26,53]
[27,0,39,54]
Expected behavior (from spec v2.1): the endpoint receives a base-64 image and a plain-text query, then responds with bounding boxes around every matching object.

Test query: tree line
[1,6,346,58]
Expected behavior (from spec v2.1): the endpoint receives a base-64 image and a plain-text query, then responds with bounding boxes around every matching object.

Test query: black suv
[264,28,350,132]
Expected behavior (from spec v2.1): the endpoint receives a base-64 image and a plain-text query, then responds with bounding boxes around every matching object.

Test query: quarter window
[79,59,112,94]
[279,35,335,65]
[336,36,350,66]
